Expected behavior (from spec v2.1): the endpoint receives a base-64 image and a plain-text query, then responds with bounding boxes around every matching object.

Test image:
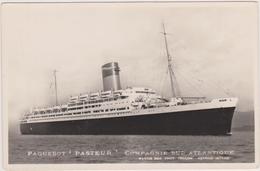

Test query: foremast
[162,23,179,97]
[53,70,59,106]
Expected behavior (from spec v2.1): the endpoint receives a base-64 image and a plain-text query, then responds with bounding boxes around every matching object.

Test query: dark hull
[20,107,235,135]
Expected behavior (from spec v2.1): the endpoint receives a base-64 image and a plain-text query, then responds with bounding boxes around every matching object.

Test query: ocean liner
[20,25,238,135]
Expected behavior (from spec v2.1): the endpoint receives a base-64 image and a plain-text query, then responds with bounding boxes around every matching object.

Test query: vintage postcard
[1,1,259,170]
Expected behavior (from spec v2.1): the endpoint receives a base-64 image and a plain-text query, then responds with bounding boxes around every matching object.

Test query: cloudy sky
[2,2,257,125]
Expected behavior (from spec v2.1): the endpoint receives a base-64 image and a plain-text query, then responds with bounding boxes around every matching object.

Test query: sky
[2,2,258,125]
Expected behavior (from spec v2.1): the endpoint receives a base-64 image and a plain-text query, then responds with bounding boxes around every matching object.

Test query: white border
[1,1,259,170]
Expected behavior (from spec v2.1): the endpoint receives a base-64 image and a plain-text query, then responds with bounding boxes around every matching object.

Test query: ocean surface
[9,130,254,164]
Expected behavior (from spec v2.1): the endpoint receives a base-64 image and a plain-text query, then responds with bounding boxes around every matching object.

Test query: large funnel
[102,62,122,91]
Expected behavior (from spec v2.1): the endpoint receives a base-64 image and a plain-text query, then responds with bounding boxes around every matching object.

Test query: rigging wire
[165,50,233,97]
[169,63,181,97]
[175,65,233,97]
[160,23,233,98]
[159,68,169,97]
[174,69,207,97]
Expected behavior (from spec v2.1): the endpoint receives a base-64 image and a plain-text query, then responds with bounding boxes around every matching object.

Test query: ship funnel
[102,62,122,91]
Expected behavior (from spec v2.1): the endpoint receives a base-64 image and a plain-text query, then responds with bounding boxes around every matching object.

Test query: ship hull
[20,107,235,135]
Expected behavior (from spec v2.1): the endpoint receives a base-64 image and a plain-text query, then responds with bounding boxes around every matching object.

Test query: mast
[53,70,58,105]
[162,23,178,97]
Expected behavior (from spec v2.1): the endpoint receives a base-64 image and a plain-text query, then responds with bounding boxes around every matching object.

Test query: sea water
[9,130,254,164]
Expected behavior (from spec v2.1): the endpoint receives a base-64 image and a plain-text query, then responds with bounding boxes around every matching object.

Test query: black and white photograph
[1,1,258,169]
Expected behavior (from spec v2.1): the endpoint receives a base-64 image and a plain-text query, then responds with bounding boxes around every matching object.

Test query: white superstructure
[20,87,238,124]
